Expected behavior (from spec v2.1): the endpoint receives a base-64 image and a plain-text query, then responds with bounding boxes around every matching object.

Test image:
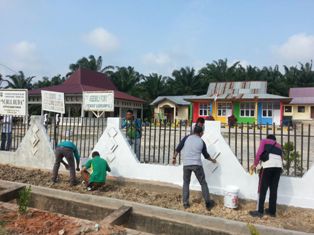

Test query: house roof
[289,87,314,104]
[29,68,144,103]
[184,81,289,101]
[206,81,267,96]
[150,95,197,106]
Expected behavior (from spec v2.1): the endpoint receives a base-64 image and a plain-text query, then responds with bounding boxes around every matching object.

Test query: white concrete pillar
[107,117,121,129]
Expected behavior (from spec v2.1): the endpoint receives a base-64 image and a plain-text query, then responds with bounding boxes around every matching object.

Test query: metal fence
[0,116,29,152]
[121,120,193,165]
[124,120,314,177]
[223,123,314,177]
[45,117,107,158]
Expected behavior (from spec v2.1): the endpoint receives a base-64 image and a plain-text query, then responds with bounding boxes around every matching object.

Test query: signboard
[0,89,28,116]
[83,91,114,112]
[41,90,65,114]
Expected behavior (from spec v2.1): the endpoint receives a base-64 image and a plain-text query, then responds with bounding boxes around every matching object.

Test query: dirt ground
[0,202,125,235]
[0,164,314,234]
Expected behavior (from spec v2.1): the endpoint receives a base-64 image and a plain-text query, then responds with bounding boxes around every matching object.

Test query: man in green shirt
[81,151,111,191]
[52,140,80,186]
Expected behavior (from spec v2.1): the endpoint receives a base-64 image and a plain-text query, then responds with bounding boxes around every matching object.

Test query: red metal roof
[29,68,144,103]
[289,87,314,98]
[289,87,314,104]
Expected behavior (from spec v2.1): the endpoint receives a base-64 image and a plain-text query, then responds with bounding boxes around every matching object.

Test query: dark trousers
[52,147,76,184]
[258,167,281,214]
[1,132,12,151]
[81,170,105,189]
[183,165,210,205]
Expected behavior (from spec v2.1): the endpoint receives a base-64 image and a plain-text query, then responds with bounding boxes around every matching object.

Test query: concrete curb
[0,180,311,235]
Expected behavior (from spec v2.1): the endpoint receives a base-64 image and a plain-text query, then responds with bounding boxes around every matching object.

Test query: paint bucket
[224,185,239,209]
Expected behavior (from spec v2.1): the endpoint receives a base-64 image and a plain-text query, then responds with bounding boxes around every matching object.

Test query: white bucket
[224,185,239,209]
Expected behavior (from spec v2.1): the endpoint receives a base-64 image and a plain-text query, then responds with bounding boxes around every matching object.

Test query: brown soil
[0,202,125,235]
[1,164,314,233]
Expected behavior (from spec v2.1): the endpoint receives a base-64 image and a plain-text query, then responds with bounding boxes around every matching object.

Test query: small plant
[247,224,260,235]
[18,186,32,214]
[282,142,302,176]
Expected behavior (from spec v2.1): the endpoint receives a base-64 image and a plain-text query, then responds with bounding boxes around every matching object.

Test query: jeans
[1,132,12,151]
[183,165,211,205]
[258,167,281,214]
[52,147,76,184]
[127,137,141,160]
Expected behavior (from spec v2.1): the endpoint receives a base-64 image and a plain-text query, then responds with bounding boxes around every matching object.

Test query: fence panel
[0,115,29,152]
[45,117,107,158]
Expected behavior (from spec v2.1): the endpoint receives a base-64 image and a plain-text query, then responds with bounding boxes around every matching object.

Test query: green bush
[282,142,302,176]
[18,186,32,214]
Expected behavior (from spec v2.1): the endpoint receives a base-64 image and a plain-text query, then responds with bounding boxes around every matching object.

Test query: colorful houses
[283,87,314,122]
[186,81,290,125]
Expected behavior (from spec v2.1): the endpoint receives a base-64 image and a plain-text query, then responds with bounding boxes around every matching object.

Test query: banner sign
[83,91,114,112]
[0,89,28,116]
[41,90,65,114]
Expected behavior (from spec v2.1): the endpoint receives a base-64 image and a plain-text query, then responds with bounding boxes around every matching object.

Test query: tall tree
[137,73,169,102]
[5,71,34,89]
[67,55,111,76]
[108,66,142,94]
[32,74,66,89]
[170,67,203,95]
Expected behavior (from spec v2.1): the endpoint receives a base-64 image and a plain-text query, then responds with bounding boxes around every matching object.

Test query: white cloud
[9,41,41,71]
[273,33,314,64]
[84,27,119,53]
[142,52,171,65]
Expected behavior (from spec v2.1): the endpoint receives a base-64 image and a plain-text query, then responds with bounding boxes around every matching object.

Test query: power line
[0,63,19,74]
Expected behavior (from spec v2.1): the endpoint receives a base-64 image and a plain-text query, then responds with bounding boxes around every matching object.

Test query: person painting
[196,117,205,128]
[52,140,80,186]
[249,134,283,218]
[173,125,216,210]
[121,110,142,159]
[81,151,111,191]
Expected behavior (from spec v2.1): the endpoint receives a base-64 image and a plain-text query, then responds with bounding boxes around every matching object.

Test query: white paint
[93,119,314,209]
[0,116,56,170]
[0,116,313,209]
[273,109,281,125]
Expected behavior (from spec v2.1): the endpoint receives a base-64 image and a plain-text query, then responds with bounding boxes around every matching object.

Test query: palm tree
[138,73,169,102]
[5,71,34,89]
[67,55,110,76]
[170,67,203,95]
[109,66,142,94]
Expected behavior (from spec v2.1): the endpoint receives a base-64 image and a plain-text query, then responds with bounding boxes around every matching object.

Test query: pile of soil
[0,202,125,235]
[1,164,314,233]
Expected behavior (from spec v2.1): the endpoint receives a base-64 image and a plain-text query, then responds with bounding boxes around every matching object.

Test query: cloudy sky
[0,0,314,80]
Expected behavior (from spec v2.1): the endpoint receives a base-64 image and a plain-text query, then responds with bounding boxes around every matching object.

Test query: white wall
[0,116,313,209]
[93,118,314,209]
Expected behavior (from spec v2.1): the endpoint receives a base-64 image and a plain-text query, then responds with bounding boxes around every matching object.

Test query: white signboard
[0,89,28,116]
[83,91,114,112]
[41,90,65,114]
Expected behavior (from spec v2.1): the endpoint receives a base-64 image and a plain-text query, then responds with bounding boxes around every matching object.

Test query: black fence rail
[122,120,313,177]
[0,115,29,152]
[223,123,314,177]
[45,117,107,158]
[121,120,193,165]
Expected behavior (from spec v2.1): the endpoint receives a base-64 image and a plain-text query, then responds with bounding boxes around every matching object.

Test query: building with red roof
[283,87,314,122]
[29,68,144,118]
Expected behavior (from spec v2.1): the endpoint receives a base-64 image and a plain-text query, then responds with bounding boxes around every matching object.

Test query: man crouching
[81,151,111,191]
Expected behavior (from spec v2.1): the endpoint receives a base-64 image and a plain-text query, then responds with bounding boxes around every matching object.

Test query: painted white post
[107,117,121,129]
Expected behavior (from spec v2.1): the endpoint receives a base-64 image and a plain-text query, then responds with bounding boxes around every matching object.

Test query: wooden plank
[101,205,132,226]
[0,186,25,202]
